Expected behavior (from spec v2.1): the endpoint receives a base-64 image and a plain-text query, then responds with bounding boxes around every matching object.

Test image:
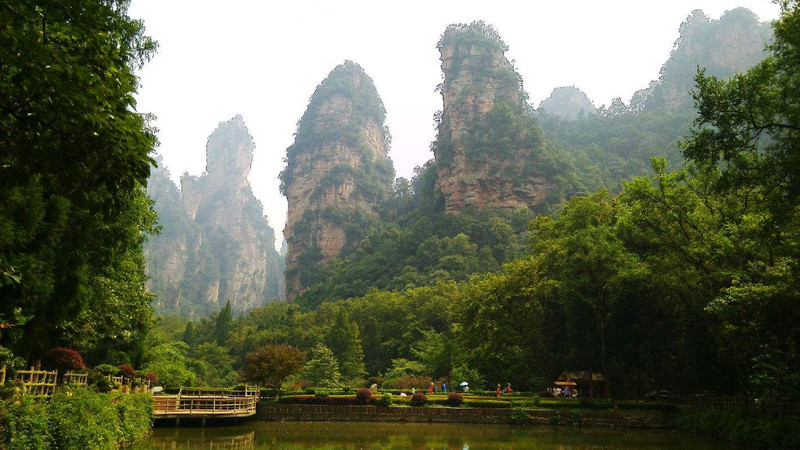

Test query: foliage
[0,396,51,450]
[0,389,152,449]
[94,364,119,377]
[509,408,530,425]
[146,371,158,385]
[447,392,464,406]
[214,300,233,346]
[46,347,85,372]
[301,343,342,389]
[111,391,153,445]
[117,363,136,379]
[677,408,800,449]
[355,387,373,404]
[143,341,196,389]
[0,0,158,365]
[377,393,393,407]
[410,392,428,407]
[241,344,306,392]
[48,388,121,449]
[191,342,238,387]
[325,307,366,380]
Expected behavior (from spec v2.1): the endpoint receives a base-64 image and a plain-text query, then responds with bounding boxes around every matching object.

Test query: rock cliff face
[433,22,559,214]
[145,116,283,316]
[641,8,771,110]
[281,61,394,300]
[539,86,596,119]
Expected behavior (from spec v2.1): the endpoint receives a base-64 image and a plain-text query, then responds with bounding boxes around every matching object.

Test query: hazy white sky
[129,0,780,248]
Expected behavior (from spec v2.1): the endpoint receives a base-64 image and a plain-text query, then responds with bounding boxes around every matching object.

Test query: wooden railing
[179,386,260,398]
[63,371,88,386]
[16,368,58,397]
[152,387,260,418]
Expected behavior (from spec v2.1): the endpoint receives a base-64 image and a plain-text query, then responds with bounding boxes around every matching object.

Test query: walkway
[153,387,260,424]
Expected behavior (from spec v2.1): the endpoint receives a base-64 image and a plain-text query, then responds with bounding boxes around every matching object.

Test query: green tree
[532,192,650,406]
[301,343,342,389]
[191,342,237,387]
[143,341,196,389]
[214,300,233,346]
[682,1,800,217]
[0,0,158,364]
[324,307,366,381]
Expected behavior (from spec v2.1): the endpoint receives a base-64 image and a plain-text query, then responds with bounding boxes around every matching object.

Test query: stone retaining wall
[253,404,676,428]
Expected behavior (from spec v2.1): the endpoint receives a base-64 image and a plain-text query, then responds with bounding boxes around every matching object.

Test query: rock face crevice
[282,61,394,300]
[433,22,560,214]
[145,115,283,316]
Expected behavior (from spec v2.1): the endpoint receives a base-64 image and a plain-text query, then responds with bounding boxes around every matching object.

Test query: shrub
[146,371,158,385]
[356,388,373,404]
[49,388,119,449]
[509,408,530,425]
[410,392,428,407]
[94,364,119,376]
[47,347,85,371]
[112,392,153,444]
[117,363,136,379]
[0,396,52,449]
[377,393,393,407]
[447,392,464,406]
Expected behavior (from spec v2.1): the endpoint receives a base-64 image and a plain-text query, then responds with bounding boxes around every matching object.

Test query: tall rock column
[145,115,283,317]
[433,21,560,214]
[281,61,394,300]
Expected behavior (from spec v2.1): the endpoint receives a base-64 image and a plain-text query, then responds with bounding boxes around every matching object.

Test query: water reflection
[144,422,724,449]
[146,428,254,449]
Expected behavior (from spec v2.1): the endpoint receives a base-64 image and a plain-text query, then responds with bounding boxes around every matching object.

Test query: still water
[141,421,725,449]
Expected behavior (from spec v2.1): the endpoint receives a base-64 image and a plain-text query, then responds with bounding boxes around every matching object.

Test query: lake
[141,421,726,449]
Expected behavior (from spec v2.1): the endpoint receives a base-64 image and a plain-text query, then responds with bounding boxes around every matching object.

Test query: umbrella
[460,381,469,386]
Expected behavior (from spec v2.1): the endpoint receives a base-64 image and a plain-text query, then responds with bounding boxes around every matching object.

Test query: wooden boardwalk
[152,387,260,425]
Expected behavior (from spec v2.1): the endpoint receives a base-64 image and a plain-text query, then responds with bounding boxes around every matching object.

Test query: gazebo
[555,370,606,398]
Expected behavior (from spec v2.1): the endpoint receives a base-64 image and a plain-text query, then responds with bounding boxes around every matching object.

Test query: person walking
[496,384,502,397]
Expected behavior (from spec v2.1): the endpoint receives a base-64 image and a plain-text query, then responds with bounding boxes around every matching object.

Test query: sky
[128,0,780,249]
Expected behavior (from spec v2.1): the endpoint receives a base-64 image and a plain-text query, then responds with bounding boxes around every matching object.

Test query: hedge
[0,388,152,450]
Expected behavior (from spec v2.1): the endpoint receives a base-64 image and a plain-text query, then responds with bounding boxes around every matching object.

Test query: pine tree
[325,307,367,380]
[302,343,341,389]
[214,300,233,346]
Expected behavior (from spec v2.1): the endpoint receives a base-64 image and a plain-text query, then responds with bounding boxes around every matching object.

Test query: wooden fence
[63,371,88,386]
[16,368,58,397]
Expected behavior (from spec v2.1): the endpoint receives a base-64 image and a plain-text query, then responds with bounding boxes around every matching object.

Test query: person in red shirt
[496,384,502,397]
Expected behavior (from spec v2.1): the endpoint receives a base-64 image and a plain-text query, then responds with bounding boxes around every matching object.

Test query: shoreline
[251,404,677,428]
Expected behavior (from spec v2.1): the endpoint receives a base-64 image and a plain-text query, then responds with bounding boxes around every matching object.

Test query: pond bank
[253,404,676,428]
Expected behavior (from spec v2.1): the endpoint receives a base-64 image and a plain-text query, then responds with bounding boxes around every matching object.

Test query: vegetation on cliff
[537,7,773,195]
[281,61,395,298]
[146,117,284,316]
[433,21,573,212]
